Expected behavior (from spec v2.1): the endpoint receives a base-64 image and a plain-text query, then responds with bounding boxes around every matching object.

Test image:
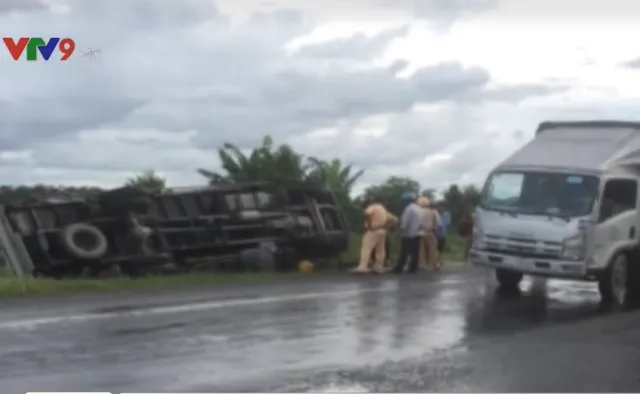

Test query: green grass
[0,233,468,298]
[341,232,466,267]
[0,271,286,298]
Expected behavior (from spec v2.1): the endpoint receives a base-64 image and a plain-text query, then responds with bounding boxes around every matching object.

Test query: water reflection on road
[0,268,616,393]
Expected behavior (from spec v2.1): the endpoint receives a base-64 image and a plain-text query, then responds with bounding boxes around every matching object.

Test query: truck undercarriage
[0,182,350,278]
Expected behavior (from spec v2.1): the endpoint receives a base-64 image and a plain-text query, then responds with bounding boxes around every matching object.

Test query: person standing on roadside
[459,210,474,263]
[385,212,399,260]
[392,192,423,274]
[417,197,441,271]
[352,197,388,274]
[435,204,451,267]
[369,211,398,270]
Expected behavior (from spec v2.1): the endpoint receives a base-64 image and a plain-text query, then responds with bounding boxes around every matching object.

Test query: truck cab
[471,121,640,308]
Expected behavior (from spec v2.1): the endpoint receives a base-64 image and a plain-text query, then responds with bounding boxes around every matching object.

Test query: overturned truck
[1,182,350,278]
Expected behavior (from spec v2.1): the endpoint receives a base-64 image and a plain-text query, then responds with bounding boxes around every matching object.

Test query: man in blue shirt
[392,192,423,274]
[435,203,451,266]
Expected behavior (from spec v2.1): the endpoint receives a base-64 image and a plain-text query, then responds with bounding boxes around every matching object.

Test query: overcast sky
[2,0,640,194]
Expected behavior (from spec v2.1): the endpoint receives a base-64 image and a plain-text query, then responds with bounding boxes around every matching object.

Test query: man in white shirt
[392,192,424,274]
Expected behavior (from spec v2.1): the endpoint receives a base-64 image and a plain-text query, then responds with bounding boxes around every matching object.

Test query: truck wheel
[495,268,523,291]
[276,246,301,272]
[239,247,275,272]
[598,254,630,310]
[59,223,108,260]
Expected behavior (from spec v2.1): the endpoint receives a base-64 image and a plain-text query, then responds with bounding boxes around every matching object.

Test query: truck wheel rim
[612,259,628,304]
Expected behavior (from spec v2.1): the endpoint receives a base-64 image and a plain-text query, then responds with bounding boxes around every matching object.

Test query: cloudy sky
[2,0,640,194]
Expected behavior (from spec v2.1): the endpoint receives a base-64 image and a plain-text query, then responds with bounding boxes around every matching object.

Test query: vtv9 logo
[3,37,76,61]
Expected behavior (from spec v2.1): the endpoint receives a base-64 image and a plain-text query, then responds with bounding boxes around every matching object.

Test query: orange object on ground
[298,260,314,273]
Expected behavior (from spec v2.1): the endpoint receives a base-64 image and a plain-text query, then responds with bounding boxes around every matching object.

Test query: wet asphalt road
[1,267,640,393]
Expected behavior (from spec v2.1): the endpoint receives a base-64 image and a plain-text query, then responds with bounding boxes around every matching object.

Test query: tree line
[0,135,481,233]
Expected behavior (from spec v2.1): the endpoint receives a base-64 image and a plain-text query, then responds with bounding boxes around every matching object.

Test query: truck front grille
[483,234,562,259]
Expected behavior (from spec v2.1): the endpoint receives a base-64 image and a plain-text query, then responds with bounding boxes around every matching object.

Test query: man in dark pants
[435,203,450,268]
[392,192,424,274]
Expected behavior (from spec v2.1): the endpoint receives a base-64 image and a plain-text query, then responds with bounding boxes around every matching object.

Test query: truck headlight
[562,233,585,260]
[472,225,484,249]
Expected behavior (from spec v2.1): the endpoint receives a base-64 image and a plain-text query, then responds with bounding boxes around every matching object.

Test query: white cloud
[0,0,638,195]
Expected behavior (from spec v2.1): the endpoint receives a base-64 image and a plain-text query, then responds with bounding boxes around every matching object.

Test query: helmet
[401,192,416,202]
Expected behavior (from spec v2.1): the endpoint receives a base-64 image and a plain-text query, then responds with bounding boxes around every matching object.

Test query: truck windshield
[480,171,599,217]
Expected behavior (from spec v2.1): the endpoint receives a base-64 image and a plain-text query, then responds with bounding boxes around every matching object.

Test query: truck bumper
[470,248,592,280]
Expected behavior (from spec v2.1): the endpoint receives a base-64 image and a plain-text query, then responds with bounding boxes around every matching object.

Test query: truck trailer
[471,120,640,308]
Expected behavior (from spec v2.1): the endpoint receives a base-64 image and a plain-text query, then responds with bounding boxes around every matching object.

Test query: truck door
[592,178,638,265]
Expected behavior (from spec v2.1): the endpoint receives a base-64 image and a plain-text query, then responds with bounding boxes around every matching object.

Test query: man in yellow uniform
[368,211,398,270]
[352,198,388,274]
[417,196,441,271]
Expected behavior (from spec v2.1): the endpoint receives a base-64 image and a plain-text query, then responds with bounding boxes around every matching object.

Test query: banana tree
[198,135,312,186]
[306,157,364,198]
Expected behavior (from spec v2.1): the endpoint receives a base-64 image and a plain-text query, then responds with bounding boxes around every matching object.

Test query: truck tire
[59,223,108,260]
[598,254,631,310]
[495,268,523,291]
[276,246,301,272]
[239,247,276,272]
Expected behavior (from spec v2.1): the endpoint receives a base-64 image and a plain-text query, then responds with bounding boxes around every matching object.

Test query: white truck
[471,120,640,308]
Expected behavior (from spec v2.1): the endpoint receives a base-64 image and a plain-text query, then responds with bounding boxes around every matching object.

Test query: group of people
[352,192,455,274]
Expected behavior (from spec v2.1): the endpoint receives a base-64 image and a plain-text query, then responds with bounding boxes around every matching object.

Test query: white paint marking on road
[0,275,480,331]
[438,277,475,285]
[309,384,371,392]
[0,287,396,331]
